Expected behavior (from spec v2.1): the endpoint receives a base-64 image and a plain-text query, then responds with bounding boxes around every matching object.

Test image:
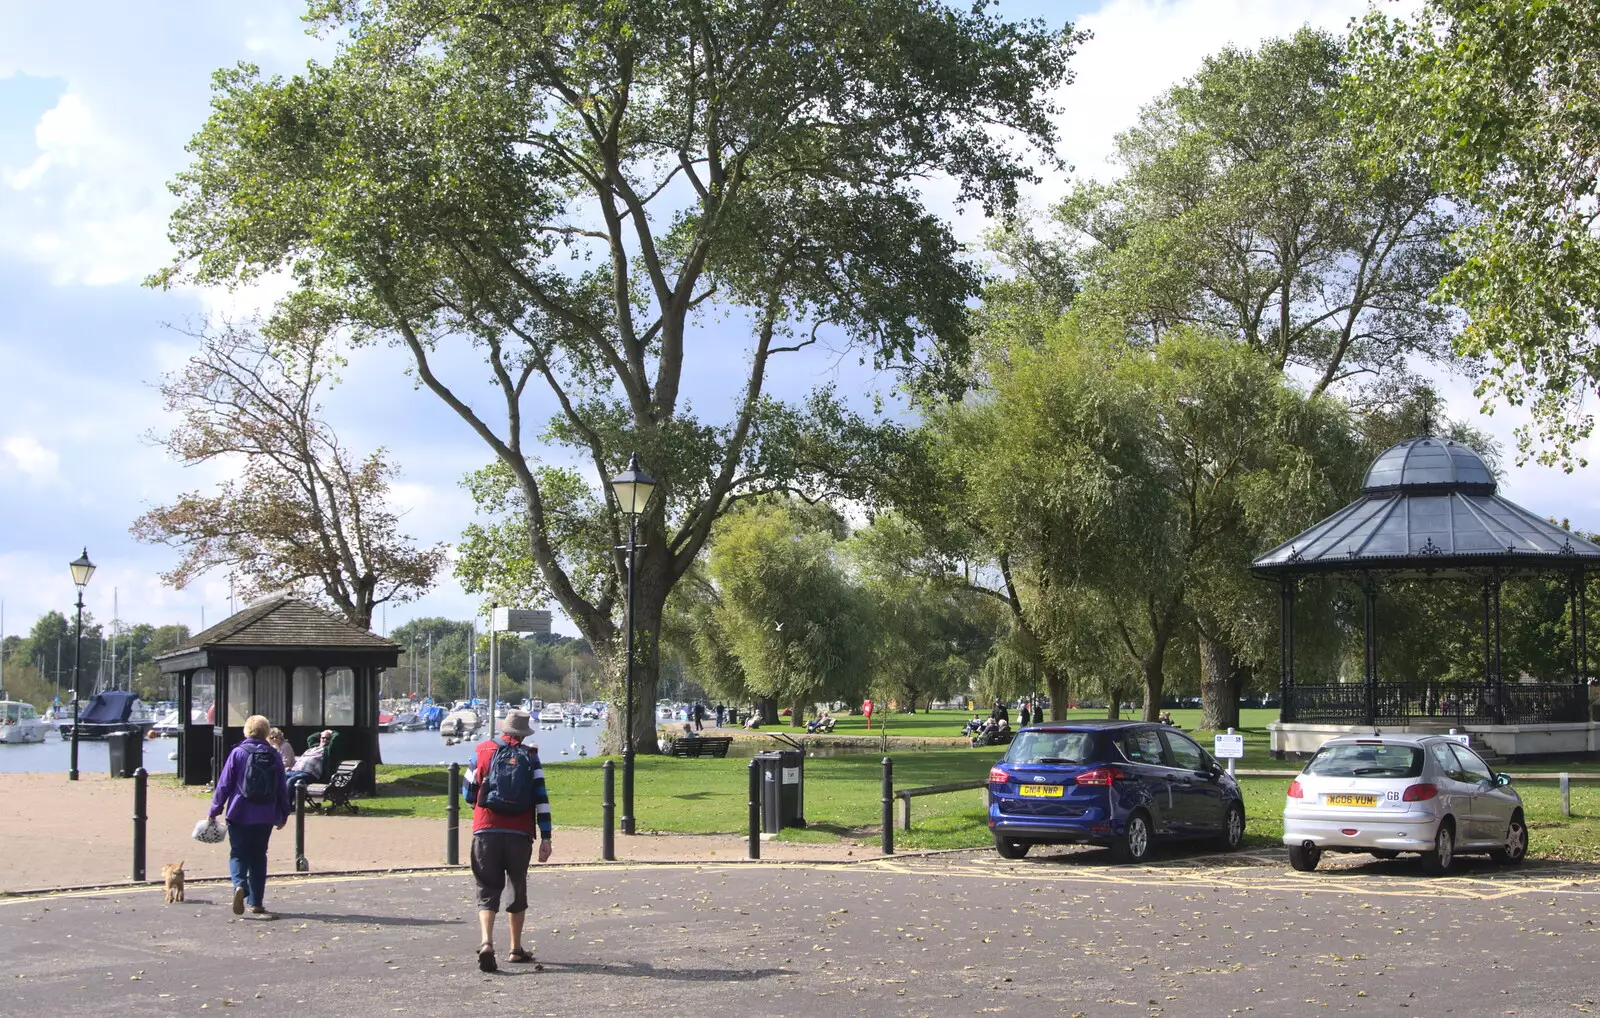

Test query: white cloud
[0,435,60,482]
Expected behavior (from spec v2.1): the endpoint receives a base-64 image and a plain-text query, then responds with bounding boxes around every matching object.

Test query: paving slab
[5,848,1600,1017]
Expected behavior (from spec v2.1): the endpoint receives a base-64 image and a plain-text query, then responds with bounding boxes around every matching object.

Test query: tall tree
[1056,28,1457,396]
[1349,1,1600,465]
[154,0,1082,752]
[706,503,872,726]
[133,322,445,628]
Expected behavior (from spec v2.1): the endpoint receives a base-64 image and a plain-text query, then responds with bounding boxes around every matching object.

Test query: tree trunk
[1046,668,1069,721]
[1106,693,1121,721]
[1141,654,1165,722]
[759,696,779,725]
[1199,630,1240,731]
[790,695,805,728]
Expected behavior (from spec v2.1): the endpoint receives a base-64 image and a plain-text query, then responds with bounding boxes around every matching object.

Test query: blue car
[986,721,1246,862]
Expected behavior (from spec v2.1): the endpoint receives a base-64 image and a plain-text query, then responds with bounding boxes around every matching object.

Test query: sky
[3,0,1589,645]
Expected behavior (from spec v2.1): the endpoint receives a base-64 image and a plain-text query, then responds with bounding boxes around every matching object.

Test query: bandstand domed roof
[1254,436,1600,578]
[1361,437,1496,494]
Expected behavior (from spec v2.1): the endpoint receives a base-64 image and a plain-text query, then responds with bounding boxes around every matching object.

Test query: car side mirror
[1495,773,1511,787]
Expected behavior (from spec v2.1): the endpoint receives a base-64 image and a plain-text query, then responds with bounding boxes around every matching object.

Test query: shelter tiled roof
[158,596,398,658]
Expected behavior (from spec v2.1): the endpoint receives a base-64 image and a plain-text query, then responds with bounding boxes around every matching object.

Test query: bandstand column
[1362,577,1379,725]
[1279,580,1296,722]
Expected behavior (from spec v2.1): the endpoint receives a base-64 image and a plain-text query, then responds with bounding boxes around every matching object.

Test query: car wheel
[1490,810,1528,866]
[1369,850,1400,860]
[1218,802,1245,851]
[994,836,1031,860]
[1111,811,1154,863]
[1287,842,1321,872]
[1419,818,1455,875]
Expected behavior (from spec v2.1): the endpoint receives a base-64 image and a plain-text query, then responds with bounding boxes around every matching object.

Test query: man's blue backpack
[241,745,279,803]
[479,741,535,814]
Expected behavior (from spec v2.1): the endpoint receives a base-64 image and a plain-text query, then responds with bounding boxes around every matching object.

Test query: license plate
[1018,784,1064,798]
[1325,793,1377,807]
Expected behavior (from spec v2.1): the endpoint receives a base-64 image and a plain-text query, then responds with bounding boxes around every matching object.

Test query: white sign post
[488,609,553,715]
[1213,727,1245,776]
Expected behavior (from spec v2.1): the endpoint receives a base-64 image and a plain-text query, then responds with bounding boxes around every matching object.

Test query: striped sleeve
[530,750,553,839]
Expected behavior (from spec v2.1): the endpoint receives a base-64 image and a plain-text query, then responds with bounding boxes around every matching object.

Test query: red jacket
[466,736,552,839]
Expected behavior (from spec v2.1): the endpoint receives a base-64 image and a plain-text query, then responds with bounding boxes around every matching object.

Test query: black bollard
[131,767,147,882]
[601,760,616,862]
[747,759,760,861]
[294,783,309,872]
[881,757,894,856]
[446,762,461,865]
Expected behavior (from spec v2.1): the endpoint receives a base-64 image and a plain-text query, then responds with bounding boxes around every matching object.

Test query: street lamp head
[68,548,95,589]
[610,453,656,516]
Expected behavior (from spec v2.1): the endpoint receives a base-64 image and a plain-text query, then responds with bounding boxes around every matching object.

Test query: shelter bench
[303,760,364,814]
[670,737,734,759]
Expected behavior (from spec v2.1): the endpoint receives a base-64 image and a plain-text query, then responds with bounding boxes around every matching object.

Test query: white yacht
[0,701,47,744]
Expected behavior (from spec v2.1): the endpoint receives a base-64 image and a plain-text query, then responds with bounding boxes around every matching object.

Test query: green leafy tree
[1056,28,1457,395]
[850,513,1000,713]
[1349,1,1600,465]
[154,0,1082,752]
[706,503,873,726]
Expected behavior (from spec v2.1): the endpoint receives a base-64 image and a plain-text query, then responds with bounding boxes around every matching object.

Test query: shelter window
[255,665,287,726]
[324,667,355,726]
[226,666,252,726]
[292,667,323,726]
[192,669,215,723]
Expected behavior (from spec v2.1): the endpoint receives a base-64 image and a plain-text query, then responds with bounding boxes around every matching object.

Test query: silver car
[1282,733,1528,874]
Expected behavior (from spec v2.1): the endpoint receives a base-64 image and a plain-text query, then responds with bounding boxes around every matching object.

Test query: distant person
[715,704,725,728]
[990,698,1008,726]
[862,698,874,731]
[266,728,295,770]
[463,709,553,972]
[692,702,706,732]
[743,712,763,730]
[208,714,290,918]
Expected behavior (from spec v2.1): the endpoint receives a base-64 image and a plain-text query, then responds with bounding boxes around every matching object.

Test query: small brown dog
[162,861,185,903]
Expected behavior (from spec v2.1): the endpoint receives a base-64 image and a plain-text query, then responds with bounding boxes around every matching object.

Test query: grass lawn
[365,744,1600,860]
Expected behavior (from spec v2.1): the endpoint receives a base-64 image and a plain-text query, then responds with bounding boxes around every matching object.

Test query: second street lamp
[610,453,655,836]
[67,547,95,782]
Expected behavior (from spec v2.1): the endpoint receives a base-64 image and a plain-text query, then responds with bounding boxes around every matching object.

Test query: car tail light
[1287,779,1304,798]
[1402,783,1438,802]
[988,766,1009,784]
[1074,766,1124,786]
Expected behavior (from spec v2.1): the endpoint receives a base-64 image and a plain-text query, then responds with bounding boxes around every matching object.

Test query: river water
[0,722,613,775]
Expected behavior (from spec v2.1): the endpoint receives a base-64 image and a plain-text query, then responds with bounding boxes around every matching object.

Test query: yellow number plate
[1325,793,1377,807]
[1018,784,1064,798]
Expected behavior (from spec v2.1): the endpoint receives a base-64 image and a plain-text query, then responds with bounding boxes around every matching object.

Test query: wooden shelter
[155,596,400,793]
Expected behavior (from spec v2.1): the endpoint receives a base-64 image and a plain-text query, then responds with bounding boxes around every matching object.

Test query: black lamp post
[67,548,95,781]
[610,453,655,836]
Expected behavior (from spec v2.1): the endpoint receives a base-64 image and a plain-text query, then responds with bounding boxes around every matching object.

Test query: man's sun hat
[501,710,534,739]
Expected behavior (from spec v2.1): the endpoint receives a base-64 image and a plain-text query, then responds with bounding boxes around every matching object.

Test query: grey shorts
[471,833,533,913]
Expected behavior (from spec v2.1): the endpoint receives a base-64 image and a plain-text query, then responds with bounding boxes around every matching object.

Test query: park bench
[670,736,734,759]
[303,760,364,814]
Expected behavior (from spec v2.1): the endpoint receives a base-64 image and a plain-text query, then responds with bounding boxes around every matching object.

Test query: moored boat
[57,691,156,740]
[0,701,48,744]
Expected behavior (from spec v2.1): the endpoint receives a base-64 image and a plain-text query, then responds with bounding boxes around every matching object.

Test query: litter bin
[107,730,144,778]
[754,750,805,833]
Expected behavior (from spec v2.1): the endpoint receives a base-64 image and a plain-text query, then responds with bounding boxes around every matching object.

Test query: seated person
[681,723,697,740]
[285,730,333,789]
[743,712,763,730]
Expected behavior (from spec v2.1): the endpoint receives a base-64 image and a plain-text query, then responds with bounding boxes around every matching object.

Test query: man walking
[463,709,553,972]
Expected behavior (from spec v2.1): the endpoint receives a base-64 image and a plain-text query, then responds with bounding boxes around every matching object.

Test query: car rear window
[1005,731,1097,765]
[1305,743,1424,778]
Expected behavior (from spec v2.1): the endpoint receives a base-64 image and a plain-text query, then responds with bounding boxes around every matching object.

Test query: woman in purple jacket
[209,714,291,917]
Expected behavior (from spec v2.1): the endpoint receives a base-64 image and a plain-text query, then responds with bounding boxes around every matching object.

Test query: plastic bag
[191,816,225,844]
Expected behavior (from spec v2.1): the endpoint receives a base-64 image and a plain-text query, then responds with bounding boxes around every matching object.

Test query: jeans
[227,822,274,908]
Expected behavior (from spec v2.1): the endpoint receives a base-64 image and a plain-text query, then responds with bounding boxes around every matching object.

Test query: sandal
[506,948,534,963]
[477,943,497,973]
